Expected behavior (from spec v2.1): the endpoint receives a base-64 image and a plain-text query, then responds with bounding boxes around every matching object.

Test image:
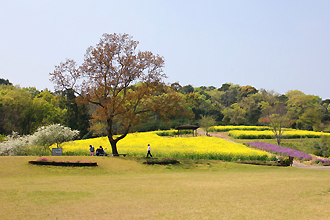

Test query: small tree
[260,101,287,145]
[32,124,79,149]
[199,115,216,136]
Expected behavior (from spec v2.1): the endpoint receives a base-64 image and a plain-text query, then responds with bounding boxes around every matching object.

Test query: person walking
[289,156,294,167]
[146,144,152,158]
[89,145,95,156]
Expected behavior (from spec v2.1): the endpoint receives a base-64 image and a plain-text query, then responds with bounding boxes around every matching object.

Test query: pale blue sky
[1,0,329,99]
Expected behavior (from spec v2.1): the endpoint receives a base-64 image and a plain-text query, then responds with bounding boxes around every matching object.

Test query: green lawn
[1,156,330,219]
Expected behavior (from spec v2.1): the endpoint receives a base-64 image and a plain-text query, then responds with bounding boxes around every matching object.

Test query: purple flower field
[246,142,312,160]
[313,158,330,164]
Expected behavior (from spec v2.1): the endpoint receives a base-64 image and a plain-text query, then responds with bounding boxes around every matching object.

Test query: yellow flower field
[209,125,272,132]
[229,130,330,139]
[60,131,269,161]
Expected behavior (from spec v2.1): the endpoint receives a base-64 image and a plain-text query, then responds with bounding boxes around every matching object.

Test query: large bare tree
[50,33,191,155]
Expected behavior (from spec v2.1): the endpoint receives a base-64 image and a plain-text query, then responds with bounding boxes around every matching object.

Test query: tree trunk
[276,134,281,146]
[107,119,119,156]
[108,136,119,156]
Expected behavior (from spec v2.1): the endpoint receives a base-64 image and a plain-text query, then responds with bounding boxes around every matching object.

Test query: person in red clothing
[289,156,294,166]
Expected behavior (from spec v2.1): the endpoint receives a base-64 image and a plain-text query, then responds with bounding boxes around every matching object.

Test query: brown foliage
[50,33,192,155]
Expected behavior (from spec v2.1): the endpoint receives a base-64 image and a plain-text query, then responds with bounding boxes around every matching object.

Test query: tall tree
[222,103,246,124]
[50,33,191,155]
[286,90,322,130]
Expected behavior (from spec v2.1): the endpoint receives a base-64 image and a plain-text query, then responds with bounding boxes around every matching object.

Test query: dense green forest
[0,79,90,138]
[1,78,330,138]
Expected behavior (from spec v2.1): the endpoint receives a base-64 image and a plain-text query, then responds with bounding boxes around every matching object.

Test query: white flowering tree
[32,124,79,148]
[0,124,79,155]
[0,131,31,155]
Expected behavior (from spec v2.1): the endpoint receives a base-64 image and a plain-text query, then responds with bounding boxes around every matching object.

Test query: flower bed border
[236,160,288,166]
[143,158,180,165]
[28,158,98,167]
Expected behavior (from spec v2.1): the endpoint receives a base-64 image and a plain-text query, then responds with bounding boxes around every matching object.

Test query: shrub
[155,130,193,137]
[209,126,272,132]
[267,155,277,161]
[313,149,323,157]
[0,134,7,142]
[312,135,330,157]
[284,157,291,166]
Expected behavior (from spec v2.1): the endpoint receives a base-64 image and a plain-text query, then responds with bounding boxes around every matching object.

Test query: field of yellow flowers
[60,131,269,161]
[209,125,272,132]
[228,130,330,139]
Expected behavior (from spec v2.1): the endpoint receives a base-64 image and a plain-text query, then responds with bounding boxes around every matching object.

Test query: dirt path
[197,129,330,170]
[292,161,330,169]
[207,132,237,143]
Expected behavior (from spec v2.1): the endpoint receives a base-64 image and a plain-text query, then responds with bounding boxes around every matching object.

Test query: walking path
[197,129,330,170]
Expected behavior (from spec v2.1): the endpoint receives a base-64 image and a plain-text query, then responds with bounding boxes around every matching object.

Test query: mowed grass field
[1,156,330,219]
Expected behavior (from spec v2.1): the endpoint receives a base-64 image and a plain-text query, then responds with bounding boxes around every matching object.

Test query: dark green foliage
[267,155,278,161]
[312,135,330,157]
[0,134,6,142]
[283,157,291,166]
[59,90,90,138]
[0,78,12,85]
[313,149,323,156]
[156,130,193,136]
[1,81,330,138]
[13,145,52,157]
[218,83,231,91]
[181,84,194,94]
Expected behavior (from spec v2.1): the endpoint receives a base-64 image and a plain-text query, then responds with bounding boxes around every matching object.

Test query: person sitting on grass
[96,146,105,156]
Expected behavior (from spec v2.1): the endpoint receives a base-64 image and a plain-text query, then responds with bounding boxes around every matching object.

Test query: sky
[1,0,330,99]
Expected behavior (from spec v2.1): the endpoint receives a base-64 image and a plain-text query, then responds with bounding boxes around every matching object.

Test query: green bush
[313,149,323,156]
[312,136,330,157]
[156,130,193,137]
[267,155,277,161]
[0,134,7,142]
[284,157,291,166]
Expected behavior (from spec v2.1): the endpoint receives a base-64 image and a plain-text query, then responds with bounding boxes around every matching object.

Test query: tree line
[178,83,330,132]
[2,79,329,138]
[0,81,90,138]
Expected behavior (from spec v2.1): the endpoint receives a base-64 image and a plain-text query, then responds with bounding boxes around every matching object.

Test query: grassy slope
[1,156,330,219]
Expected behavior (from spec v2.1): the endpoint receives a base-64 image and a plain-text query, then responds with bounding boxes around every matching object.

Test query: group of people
[89,145,107,156]
[89,144,153,157]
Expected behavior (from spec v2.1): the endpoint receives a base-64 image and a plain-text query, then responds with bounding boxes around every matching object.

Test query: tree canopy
[50,33,192,155]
